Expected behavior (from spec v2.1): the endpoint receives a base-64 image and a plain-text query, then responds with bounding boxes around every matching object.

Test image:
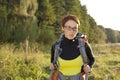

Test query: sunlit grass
[0,43,120,80]
[90,43,120,80]
[0,43,50,80]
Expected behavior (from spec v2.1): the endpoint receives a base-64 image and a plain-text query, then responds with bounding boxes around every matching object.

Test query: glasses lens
[65,26,78,32]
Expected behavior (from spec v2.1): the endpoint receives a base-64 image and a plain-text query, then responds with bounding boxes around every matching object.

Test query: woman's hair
[61,15,80,27]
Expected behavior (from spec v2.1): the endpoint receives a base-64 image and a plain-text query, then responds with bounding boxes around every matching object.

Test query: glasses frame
[64,26,78,32]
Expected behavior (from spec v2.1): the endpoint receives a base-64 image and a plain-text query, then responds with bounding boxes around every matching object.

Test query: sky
[80,0,120,31]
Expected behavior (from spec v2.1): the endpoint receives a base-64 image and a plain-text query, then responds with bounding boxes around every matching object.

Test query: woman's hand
[83,64,91,73]
[49,63,55,70]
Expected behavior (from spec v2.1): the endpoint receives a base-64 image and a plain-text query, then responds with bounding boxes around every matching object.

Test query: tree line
[0,0,120,45]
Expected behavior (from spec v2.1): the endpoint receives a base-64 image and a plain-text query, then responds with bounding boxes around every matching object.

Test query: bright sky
[80,0,120,31]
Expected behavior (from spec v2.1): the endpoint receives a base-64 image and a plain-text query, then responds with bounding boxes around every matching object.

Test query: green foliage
[105,28,117,43]
[0,44,50,80]
[0,6,7,17]
[13,18,38,43]
[97,25,107,43]
[88,16,99,43]
[49,0,66,36]
[37,28,56,45]
[0,0,9,17]
[0,0,120,44]
[36,0,56,28]
[0,21,11,42]
[116,31,120,42]
[64,0,81,15]
[36,0,57,44]
[79,5,90,35]
[0,0,39,44]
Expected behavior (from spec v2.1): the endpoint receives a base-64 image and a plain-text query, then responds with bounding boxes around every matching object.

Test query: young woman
[50,15,95,80]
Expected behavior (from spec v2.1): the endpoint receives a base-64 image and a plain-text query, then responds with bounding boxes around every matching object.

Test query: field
[0,43,120,80]
[90,43,120,80]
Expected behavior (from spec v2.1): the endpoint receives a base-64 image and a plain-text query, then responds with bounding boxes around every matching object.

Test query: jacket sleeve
[85,42,95,68]
[51,44,55,63]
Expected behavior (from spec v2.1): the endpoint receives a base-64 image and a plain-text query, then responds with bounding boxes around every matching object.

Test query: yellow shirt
[58,56,83,76]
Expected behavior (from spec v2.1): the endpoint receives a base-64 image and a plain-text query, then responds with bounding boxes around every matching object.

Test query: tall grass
[89,43,120,80]
[0,43,120,80]
[0,43,50,80]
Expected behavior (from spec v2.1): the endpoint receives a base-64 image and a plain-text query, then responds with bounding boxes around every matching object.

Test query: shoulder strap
[54,33,89,64]
[77,33,89,80]
[77,33,88,64]
[53,34,63,66]
[78,38,88,64]
[50,37,62,80]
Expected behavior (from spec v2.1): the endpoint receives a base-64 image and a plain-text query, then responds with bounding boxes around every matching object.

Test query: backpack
[50,33,89,80]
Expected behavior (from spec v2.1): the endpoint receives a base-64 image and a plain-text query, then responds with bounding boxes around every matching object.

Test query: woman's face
[62,20,79,40]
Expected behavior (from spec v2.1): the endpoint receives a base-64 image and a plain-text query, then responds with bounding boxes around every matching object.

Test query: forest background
[0,0,120,80]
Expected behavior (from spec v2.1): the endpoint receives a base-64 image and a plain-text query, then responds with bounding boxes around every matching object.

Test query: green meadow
[89,43,120,80]
[0,43,120,80]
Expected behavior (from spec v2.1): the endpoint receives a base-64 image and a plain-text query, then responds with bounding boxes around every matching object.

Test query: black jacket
[51,33,95,68]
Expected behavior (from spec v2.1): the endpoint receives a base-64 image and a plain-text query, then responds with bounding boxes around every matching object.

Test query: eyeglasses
[64,26,78,32]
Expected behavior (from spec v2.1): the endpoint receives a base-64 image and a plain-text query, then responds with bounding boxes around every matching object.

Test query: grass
[0,43,120,80]
[89,43,120,80]
[0,43,50,80]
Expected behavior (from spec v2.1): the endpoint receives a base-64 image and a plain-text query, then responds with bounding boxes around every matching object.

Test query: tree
[0,0,10,42]
[50,0,82,36]
[116,31,120,42]
[11,17,38,43]
[36,0,56,44]
[79,5,89,35]
[88,16,101,43]
[36,0,56,29]
[98,25,107,43]
[64,0,81,16]
[105,28,117,43]
[6,0,38,43]
[49,0,66,36]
